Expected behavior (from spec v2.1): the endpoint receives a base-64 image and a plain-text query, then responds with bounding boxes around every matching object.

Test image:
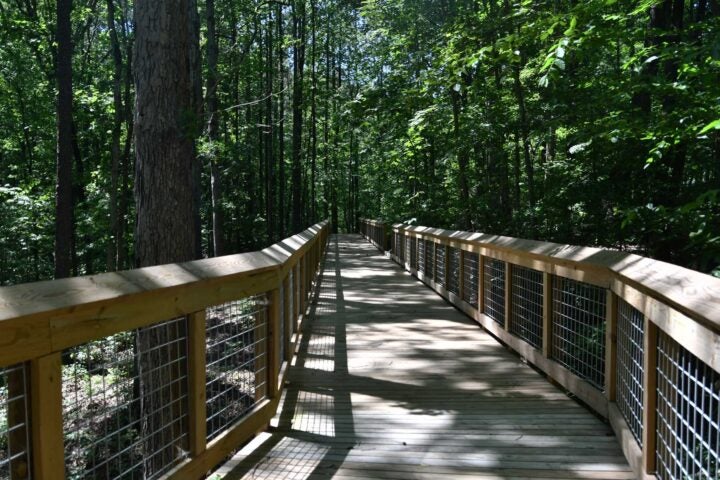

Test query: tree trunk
[206,0,225,256]
[107,0,123,271]
[265,5,275,242]
[54,0,74,279]
[291,0,306,232]
[133,0,199,473]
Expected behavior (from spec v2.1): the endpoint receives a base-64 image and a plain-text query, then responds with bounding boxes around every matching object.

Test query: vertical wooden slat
[478,255,486,314]
[293,262,300,331]
[604,290,618,401]
[283,273,292,361]
[642,319,658,474]
[458,249,465,302]
[187,310,207,456]
[504,263,513,331]
[30,353,65,480]
[267,288,282,399]
[542,272,553,358]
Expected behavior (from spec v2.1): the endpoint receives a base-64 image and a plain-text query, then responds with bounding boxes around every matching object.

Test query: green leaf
[699,119,720,134]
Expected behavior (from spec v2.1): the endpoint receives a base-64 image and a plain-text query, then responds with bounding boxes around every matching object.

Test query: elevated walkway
[216,234,633,479]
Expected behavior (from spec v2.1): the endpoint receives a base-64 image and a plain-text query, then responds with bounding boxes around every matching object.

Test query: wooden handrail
[0,220,330,480]
[361,218,720,480]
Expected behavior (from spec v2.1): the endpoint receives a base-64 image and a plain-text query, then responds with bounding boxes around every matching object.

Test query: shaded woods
[0,0,718,285]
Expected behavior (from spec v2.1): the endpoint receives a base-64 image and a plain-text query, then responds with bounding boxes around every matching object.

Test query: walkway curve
[215,234,633,480]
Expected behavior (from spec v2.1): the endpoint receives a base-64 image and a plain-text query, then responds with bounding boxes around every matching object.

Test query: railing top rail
[391,222,720,334]
[0,220,329,366]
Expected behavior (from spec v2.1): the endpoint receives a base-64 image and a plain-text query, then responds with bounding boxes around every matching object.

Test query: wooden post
[642,319,658,475]
[604,291,618,401]
[267,288,282,399]
[478,255,486,314]
[459,249,465,302]
[255,303,268,401]
[542,272,553,358]
[187,310,207,456]
[504,263,513,331]
[293,262,300,331]
[31,353,65,480]
[283,274,292,361]
[443,244,450,286]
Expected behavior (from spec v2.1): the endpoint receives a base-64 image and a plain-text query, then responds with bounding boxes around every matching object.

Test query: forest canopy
[0,0,718,286]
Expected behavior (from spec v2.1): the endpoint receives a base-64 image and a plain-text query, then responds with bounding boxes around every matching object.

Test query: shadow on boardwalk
[215,234,633,480]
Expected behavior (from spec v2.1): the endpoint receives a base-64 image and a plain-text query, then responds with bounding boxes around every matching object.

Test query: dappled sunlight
[218,234,633,480]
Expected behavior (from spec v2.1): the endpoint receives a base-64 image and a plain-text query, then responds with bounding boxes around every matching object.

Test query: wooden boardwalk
[215,234,634,480]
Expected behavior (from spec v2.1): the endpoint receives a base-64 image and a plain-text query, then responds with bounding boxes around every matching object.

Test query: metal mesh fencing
[417,239,425,275]
[0,364,30,480]
[510,265,544,349]
[63,318,189,480]
[393,233,401,259]
[551,277,606,390]
[425,240,434,280]
[616,299,644,447]
[436,245,446,287]
[447,247,461,296]
[462,251,479,307]
[405,236,412,267]
[205,295,268,442]
[656,332,720,480]
[483,258,506,326]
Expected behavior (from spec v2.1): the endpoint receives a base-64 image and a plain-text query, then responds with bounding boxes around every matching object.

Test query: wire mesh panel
[410,237,417,270]
[436,245,446,287]
[63,317,189,479]
[425,240,434,280]
[510,265,544,349]
[616,299,644,446]
[393,233,401,258]
[447,247,461,296]
[0,364,30,480]
[462,251,479,307]
[417,239,426,275]
[551,277,606,389]
[656,332,720,480]
[205,295,268,442]
[483,258,506,326]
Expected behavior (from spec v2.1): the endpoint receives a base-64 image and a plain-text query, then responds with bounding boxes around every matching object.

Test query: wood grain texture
[215,235,632,480]
[0,221,328,367]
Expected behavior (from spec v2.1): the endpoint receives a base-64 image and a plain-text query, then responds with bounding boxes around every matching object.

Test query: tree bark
[206,0,225,256]
[291,0,306,232]
[54,0,74,279]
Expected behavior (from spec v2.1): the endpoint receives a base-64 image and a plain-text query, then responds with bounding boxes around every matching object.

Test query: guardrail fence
[0,221,329,480]
[360,219,720,480]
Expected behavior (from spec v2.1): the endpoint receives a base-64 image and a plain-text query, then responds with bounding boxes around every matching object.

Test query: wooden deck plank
[214,234,632,480]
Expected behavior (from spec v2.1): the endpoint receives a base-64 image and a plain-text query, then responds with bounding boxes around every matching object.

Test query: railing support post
[604,291,618,400]
[188,310,207,456]
[642,319,658,475]
[267,287,282,399]
[31,353,65,480]
[542,272,553,358]
[504,263,513,331]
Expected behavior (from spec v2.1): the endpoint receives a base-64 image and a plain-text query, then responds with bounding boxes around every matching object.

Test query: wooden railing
[360,219,720,480]
[0,221,329,480]
[358,218,388,251]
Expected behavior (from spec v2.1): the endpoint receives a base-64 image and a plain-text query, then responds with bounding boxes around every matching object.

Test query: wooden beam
[267,288,282,399]
[504,263,513,332]
[30,353,65,480]
[642,319,658,475]
[604,291,618,401]
[542,272,553,358]
[187,310,207,457]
